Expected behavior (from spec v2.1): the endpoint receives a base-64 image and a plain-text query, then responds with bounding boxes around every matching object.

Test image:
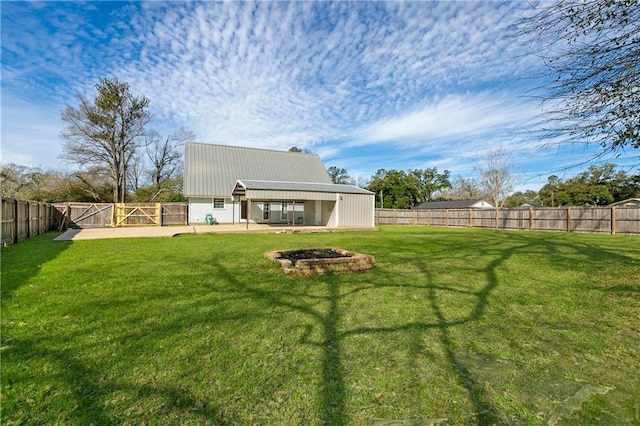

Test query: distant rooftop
[414,199,494,209]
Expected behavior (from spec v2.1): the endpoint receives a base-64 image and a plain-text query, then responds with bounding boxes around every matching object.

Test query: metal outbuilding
[183,142,375,228]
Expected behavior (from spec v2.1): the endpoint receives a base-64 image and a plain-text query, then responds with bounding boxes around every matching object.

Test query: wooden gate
[161,203,188,225]
[114,203,161,227]
[56,203,114,229]
[53,202,187,229]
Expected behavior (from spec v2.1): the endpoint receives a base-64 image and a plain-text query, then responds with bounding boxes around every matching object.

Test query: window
[263,202,270,220]
[281,203,289,221]
[213,198,224,209]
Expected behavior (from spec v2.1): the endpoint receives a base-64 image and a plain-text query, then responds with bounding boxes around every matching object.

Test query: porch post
[246,198,250,229]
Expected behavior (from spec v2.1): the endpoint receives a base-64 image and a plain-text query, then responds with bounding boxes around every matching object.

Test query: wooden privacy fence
[376,206,640,235]
[1,199,60,245]
[1,200,189,246]
[53,202,188,229]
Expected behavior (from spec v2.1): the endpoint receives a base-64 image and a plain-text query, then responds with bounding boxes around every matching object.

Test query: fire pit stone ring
[265,248,374,275]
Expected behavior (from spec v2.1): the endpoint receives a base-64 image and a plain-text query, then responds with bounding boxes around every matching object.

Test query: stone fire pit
[265,248,374,275]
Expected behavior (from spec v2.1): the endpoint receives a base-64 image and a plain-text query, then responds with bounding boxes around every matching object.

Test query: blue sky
[1,1,636,191]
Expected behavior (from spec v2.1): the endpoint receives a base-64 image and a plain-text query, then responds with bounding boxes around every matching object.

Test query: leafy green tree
[61,77,151,203]
[366,167,451,208]
[0,163,30,199]
[288,146,312,153]
[367,169,410,209]
[408,168,451,203]
[518,0,640,158]
[326,166,353,184]
[0,163,112,202]
[503,190,541,208]
[70,168,114,202]
[539,175,562,207]
[132,177,186,202]
[538,164,639,206]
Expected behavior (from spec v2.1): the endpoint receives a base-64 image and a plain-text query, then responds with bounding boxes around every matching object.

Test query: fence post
[468,208,473,227]
[393,209,397,225]
[529,207,534,231]
[495,208,499,230]
[64,203,70,231]
[13,199,19,244]
[567,206,572,232]
[446,209,449,227]
[26,202,29,237]
[611,206,617,235]
[413,209,416,225]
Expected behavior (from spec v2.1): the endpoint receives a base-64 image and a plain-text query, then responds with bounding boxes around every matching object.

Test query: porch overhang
[231,179,372,201]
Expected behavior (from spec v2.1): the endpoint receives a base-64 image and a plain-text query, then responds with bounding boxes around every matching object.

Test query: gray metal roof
[236,180,374,195]
[184,142,332,197]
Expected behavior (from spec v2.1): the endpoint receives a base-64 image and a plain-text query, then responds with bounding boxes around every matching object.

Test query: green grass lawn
[2,226,639,425]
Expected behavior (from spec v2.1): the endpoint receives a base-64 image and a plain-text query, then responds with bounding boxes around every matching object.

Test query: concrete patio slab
[53,224,376,241]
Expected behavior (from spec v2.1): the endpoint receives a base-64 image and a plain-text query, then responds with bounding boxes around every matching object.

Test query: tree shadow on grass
[1,232,71,303]
[336,243,518,425]
[216,231,639,424]
[207,237,522,425]
[1,236,239,425]
[5,229,637,424]
[4,335,236,425]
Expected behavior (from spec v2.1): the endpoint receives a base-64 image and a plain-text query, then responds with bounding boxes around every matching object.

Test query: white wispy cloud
[103,1,539,151]
[1,95,67,168]
[353,92,537,145]
[4,0,620,190]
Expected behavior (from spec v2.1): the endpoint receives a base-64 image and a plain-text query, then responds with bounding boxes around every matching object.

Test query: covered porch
[232,180,337,226]
[231,180,375,229]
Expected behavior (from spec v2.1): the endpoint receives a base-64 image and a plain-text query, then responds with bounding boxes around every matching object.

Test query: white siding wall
[190,194,374,227]
[323,200,338,226]
[189,198,239,224]
[336,193,375,227]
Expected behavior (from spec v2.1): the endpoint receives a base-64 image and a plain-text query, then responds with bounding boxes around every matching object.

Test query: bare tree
[518,0,639,160]
[477,147,515,208]
[128,153,146,193]
[61,77,151,203]
[448,175,482,200]
[144,128,194,185]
